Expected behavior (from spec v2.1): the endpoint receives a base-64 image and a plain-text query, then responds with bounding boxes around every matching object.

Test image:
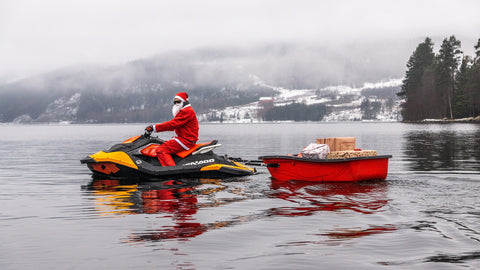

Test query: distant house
[259,97,274,103]
[257,97,275,120]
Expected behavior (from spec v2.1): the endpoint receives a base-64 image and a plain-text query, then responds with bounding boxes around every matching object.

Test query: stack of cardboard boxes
[316,137,377,159]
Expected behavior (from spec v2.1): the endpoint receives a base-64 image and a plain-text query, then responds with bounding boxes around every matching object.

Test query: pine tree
[419,65,439,119]
[398,37,435,120]
[464,38,480,116]
[475,38,480,63]
[453,56,471,118]
[435,36,462,119]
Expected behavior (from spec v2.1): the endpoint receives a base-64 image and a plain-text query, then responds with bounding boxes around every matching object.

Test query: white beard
[172,104,182,117]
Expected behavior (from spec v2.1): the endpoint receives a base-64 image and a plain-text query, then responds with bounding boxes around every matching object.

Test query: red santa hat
[174,92,189,102]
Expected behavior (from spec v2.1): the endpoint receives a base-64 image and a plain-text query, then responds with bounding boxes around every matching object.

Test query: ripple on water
[1,123,480,269]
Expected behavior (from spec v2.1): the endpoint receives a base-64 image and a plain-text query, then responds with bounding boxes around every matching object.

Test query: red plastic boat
[259,155,392,182]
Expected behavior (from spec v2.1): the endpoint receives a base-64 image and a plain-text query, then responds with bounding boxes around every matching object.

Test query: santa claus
[145,92,199,166]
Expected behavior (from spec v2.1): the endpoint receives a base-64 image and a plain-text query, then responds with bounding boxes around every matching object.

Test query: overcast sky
[1,0,479,79]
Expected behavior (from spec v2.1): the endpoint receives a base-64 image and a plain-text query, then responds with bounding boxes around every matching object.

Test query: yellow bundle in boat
[327,150,377,159]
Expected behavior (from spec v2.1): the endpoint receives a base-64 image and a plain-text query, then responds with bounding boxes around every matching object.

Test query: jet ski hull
[82,160,253,179]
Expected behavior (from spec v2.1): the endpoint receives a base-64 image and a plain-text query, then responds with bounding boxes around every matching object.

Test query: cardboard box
[327,150,377,159]
[316,137,356,151]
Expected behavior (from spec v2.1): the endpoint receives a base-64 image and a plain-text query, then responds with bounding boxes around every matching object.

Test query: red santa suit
[153,92,199,166]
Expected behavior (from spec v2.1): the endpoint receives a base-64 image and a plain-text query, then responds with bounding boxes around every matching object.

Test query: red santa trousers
[156,139,189,167]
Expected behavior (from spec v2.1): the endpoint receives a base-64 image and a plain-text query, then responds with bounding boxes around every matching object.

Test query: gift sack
[300,143,330,159]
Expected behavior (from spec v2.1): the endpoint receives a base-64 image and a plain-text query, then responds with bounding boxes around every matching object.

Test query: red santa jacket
[154,104,199,146]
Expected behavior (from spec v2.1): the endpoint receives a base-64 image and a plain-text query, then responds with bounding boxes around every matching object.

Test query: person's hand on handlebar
[145,125,154,135]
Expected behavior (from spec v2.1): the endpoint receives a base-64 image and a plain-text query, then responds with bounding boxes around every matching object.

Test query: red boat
[258,155,392,182]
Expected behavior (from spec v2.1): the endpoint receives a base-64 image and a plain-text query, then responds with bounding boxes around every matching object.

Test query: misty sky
[1,0,479,79]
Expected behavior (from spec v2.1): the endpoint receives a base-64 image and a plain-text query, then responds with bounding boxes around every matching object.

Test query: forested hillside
[397,36,480,121]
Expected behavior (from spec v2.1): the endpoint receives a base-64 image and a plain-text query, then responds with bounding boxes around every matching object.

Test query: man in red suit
[145,92,199,166]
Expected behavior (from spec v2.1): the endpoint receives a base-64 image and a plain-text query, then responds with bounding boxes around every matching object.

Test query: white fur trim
[174,95,186,102]
[174,138,190,150]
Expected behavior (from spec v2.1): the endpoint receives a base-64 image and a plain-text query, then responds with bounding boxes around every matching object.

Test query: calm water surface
[0,122,479,269]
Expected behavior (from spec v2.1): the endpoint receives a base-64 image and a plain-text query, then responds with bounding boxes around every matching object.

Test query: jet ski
[80,133,256,179]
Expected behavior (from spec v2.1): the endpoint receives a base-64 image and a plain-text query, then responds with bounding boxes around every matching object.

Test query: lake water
[1,122,479,269]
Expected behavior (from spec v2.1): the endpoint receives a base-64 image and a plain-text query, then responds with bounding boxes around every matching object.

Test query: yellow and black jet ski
[80,133,256,180]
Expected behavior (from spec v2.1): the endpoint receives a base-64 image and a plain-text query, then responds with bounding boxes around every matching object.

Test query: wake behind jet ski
[80,133,256,179]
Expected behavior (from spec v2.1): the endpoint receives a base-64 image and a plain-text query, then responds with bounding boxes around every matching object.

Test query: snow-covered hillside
[8,77,402,124]
[13,93,81,123]
[198,78,402,122]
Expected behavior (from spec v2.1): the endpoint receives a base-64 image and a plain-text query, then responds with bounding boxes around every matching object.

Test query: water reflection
[84,178,254,242]
[86,179,141,216]
[84,178,394,243]
[269,180,389,215]
[85,179,205,216]
[404,129,480,172]
[269,180,396,244]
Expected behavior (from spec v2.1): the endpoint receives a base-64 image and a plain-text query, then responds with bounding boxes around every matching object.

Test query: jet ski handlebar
[144,125,154,137]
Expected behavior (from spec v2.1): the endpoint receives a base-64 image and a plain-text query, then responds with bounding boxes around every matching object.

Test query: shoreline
[2,116,480,125]
[404,116,480,123]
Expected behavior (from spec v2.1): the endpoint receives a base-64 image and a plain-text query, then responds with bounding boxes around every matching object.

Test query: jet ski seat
[177,140,220,158]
